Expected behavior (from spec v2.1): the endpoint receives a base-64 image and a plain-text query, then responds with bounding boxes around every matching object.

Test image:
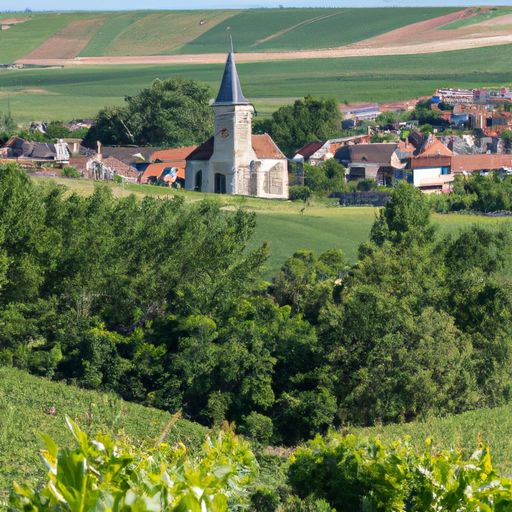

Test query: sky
[10,0,510,13]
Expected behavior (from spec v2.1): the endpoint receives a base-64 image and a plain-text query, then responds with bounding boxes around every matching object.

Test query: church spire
[213,37,251,105]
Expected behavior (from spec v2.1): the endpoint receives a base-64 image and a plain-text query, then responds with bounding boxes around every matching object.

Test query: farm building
[185,44,288,198]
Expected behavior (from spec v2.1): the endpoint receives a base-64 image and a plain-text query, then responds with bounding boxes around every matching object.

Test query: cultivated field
[1,7,512,122]
[2,41,512,122]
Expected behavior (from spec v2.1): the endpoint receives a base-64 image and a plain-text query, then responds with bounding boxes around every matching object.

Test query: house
[0,136,70,163]
[185,44,288,198]
[293,135,371,167]
[335,143,398,186]
[451,154,512,175]
[409,133,453,193]
[141,146,197,186]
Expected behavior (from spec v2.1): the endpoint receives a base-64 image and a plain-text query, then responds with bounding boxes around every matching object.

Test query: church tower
[210,40,257,194]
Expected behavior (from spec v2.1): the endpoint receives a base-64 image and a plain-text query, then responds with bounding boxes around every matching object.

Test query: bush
[356,178,377,191]
[60,166,81,179]
[289,185,312,202]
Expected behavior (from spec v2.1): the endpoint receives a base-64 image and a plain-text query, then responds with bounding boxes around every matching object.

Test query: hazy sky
[15,0,509,13]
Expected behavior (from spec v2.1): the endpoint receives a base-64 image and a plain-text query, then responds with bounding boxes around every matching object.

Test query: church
[185,45,289,199]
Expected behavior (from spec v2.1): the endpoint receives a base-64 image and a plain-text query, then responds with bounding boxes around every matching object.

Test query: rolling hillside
[0,8,459,62]
[0,366,206,499]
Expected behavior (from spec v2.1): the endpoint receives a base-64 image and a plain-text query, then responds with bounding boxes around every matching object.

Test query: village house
[185,44,288,198]
[335,142,398,186]
[141,146,196,186]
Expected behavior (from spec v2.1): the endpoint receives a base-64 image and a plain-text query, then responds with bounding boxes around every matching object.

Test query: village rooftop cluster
[2,52,512,198]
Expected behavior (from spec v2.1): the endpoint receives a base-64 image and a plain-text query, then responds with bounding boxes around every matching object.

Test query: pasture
[2,42,512,122]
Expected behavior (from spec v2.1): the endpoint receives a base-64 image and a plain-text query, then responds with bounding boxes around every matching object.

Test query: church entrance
[214,173,226,194]
[195,170,202,191]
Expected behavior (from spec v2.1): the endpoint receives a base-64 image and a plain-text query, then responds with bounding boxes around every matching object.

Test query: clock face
[220,128,229,138]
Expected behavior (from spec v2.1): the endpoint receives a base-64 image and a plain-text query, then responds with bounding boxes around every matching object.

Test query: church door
[195,170,202,191]
[214,173,226,194]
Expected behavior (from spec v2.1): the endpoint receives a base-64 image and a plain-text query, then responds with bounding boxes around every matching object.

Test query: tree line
[2,163,512,446]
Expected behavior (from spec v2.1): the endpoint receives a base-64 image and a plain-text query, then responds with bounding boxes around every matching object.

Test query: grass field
[178,7,458,54]
[2,42,512,122]
[0,366,206,499]
[439,6,512,30]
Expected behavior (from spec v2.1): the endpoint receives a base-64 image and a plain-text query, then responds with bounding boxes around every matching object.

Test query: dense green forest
[2,162,512,447]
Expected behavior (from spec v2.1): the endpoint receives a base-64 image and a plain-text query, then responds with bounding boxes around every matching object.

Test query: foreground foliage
[9,418,257,512]
[289,432,512,512]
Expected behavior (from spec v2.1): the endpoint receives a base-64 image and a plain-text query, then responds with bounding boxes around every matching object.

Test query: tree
[85,77,214,148]
[258,96,342,156]
[370,181,435,247]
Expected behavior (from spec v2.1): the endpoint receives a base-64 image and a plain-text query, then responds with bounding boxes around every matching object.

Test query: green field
[177,8,458,54]
[0,366,206,499]
[0,8,459,62]
[439,6,512,30]
[2,42,512,122]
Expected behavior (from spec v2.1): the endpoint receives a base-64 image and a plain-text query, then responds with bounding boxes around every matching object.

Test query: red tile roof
[102,156,139,178]
[452,154,512,173]
[294,141,324,159]
[186,135,285,161]
[252,134,285,159]
[141,162,185,184]
[151,147,197,162]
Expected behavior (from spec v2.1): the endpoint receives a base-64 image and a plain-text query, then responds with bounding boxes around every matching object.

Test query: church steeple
[213,38,251,105]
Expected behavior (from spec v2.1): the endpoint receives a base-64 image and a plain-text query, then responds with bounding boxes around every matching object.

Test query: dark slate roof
[336,143,398,166]
[213,51,251,106]
[186,137,214,161]
[294,141,324,160]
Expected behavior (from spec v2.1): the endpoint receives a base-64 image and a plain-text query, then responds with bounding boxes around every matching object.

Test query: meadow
[2,42,512,122]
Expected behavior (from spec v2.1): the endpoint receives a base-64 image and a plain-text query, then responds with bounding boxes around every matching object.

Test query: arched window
[214,173,226,194]
[195,170,202,191]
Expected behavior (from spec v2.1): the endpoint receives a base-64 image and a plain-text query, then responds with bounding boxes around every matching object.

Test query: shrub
[61,165,81,179]
[289,185,312,202]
